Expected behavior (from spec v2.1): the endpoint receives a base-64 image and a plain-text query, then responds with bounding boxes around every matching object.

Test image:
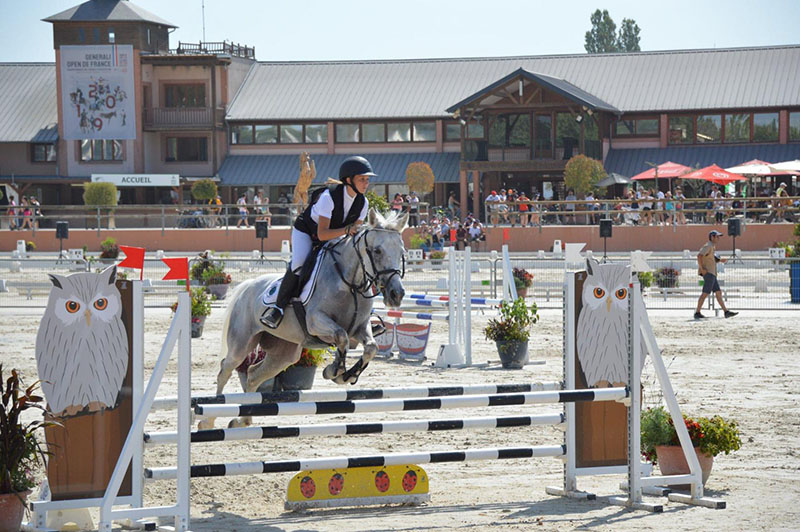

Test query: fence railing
[142,107,215,129]
[2,253,797,311]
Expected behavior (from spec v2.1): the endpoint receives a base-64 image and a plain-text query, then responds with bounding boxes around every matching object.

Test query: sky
[0,0,798,63]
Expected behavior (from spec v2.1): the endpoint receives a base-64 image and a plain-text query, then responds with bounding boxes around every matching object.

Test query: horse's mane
[365,209,407,232]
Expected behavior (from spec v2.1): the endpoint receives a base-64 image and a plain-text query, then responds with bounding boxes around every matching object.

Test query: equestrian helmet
[339,156,377,180]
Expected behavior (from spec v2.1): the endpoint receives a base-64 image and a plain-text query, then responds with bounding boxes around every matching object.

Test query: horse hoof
[323,363,344,381]
[332,374,348,385]
[228,418,249,428]
[197,419,214,431]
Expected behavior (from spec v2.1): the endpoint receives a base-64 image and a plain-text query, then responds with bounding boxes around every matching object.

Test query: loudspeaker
[255,220,269,239]
[599,218,613,238]
[56,221,69,239]
[727,217,741,237]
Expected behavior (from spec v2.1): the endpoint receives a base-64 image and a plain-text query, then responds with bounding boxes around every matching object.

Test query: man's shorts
[702,273,720,294]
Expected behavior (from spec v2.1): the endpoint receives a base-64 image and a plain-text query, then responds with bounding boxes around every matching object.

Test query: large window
[231,125,253,144]
[534,114,552,158]
[445,123,461,141]
[166,137,207,162]
[556,113,580,148]
[725,114,750,143]
[615,117,659,137]
[696,115,721,143]
[387,123,411,142]
[305,124,327,143]
[413,122,436,142]
[164,84,205,108]
[668,116,694,144]
[489,114,530,148]
[255,124,278,144]
[32,143,56,162]
[363,123,385,143]
[336,123,360,143]
[280,124,303,143]
[80,139,122,162]
[753,113,778,142]
[791,112,800,142]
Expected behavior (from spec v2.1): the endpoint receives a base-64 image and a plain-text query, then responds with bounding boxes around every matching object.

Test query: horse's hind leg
[197,330,260,430]
[229,336,302,428]
[307,314,350,384]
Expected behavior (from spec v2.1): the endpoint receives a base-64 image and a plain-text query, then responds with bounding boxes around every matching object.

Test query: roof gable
[44,0,176,28]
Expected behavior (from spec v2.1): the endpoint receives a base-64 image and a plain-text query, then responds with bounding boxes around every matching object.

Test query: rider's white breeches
[291,229,313,271]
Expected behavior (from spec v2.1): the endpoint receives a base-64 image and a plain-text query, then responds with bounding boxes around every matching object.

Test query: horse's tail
[219,277,259,364]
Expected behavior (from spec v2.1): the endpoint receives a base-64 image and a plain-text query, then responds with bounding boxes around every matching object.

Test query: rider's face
[351,174,371,194]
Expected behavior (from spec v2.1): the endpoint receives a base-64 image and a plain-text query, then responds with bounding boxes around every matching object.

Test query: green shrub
[100,237,119,259]
[191,179,217,202]
[484,298,539,342]
[83,182,118,207]
[641,406,742,464]
[409,234,427,249]
[365,190,390,215]
[637,271,653,289]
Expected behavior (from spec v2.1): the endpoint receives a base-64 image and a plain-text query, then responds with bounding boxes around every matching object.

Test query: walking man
[694,230,738,320]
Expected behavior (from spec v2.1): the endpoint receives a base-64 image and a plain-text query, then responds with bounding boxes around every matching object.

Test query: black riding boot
[260,271,300,329]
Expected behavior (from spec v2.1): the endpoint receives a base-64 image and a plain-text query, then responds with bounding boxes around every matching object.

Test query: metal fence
[1,253,798,311]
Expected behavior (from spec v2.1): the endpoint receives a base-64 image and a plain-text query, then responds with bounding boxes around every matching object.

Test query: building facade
[1,0,799,221]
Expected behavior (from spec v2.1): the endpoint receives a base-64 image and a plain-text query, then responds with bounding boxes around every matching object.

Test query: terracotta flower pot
[0,491,30,532]
[516,287,528,298]
[655,445,714,486]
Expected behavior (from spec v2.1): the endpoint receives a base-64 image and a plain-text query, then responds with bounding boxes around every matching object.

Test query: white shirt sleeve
[310,190,334,223]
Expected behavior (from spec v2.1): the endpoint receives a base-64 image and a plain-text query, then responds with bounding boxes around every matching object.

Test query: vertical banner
[60,45,136,140]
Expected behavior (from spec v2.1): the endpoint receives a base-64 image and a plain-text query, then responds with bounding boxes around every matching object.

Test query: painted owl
[35,266,128,417]
[576,259,646,387]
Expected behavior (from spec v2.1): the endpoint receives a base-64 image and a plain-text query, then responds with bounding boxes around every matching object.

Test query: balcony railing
[143,107,214,129]
[170,41,256,60]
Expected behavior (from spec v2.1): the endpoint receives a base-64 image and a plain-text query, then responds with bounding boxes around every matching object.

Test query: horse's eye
[374,248,382,255]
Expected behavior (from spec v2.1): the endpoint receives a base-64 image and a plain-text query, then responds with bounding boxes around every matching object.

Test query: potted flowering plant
[1,366,52,532]
[428,249,446,269]
[641,406,742,485]
[171,288,213,338]
[512,267,533,298]
[654,266,680,289]
[192,251,232,300]
[99,237,120,263]
[252,347,333,392]
[484,298,539,368]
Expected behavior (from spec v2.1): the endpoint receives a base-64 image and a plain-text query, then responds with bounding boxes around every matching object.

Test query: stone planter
[205,283,230,300]
[655,445,714,486]
[256,365,317,393]
[191,316,206,338]
[0,491,30,532]
[495,340,529,369]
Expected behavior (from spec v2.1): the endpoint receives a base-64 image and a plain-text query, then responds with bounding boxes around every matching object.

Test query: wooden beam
[523,87,542,105]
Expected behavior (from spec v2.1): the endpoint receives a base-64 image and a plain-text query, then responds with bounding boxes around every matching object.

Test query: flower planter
[655,445,714,486]
[516,287,529,298]
[0,491,30,532]
[495,340,529,369]
[191,316,206,338]
[276,365,317,391]
[205,283,230,300]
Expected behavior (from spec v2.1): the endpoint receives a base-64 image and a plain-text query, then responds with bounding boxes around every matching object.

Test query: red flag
[162,257,190,292]
[119,245,146,280]
[503,228,510,241]
[449,229,456,242]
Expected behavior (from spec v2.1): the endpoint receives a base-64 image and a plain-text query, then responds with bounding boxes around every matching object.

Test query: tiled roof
[227,46,800,121]
[0,64,58,143]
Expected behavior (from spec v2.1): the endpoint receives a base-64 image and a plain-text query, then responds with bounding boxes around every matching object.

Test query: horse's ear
[394,212,409,231]
[367,208,381,227]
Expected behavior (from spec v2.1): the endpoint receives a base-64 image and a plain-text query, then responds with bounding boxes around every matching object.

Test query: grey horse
[199,209,408,429]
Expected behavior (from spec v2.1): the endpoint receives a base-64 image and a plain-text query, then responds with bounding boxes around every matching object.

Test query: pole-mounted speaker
[599,218,613,238]
[255,220,269,239]
[56,221,69,240]
[727,218,741,237]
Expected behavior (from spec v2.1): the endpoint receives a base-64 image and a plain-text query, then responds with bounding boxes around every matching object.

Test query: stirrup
[260,306,284,329]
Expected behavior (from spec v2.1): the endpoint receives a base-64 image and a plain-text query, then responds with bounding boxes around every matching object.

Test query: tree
[584,9,641,54]
[617,18,641,52]
[191,178,217,202]
[83,182,117,207]
[584,9,618,54]
[405,162,435,194]
[563,155,606,196]
[365,190,389,215]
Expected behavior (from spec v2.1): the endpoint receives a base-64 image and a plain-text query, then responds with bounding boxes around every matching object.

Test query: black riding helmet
[339,156,377,194]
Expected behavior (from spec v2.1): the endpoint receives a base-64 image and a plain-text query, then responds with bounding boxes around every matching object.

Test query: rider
[260,155,374,328]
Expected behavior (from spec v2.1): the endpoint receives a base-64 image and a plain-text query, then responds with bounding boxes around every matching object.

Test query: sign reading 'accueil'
[60,45,136,140]
[92,174,180,187]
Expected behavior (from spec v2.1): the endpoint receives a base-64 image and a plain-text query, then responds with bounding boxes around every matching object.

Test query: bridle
[328,226,405,332]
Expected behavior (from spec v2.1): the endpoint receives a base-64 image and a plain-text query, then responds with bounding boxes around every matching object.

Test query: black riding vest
[294,184,366,242]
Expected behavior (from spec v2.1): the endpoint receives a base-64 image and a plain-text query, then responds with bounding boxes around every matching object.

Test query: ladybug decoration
[299,476,316,499]
[328,473,344,495]
[402,470,418,492]
[374,470,390,492]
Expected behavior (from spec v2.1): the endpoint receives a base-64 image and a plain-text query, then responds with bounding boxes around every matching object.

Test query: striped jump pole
[370,308,450,322]
[145,445,567,481]
[144,413,566,446]
[408,294,506,306]
[151,381,561,411]
[194,388,629,418]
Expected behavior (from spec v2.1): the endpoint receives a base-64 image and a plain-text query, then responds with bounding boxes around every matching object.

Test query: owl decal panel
[576,259,647,388]
[35,266,128,417]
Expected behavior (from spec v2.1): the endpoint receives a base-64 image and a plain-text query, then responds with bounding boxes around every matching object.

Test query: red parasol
[680,164,747,186]
[631,161,692,181]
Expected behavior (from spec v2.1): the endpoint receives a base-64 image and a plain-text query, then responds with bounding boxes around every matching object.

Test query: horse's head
[363,208,408,308]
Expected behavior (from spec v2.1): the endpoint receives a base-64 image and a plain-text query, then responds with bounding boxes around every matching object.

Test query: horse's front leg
[341,319,377,385]
[307,313,350,384]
